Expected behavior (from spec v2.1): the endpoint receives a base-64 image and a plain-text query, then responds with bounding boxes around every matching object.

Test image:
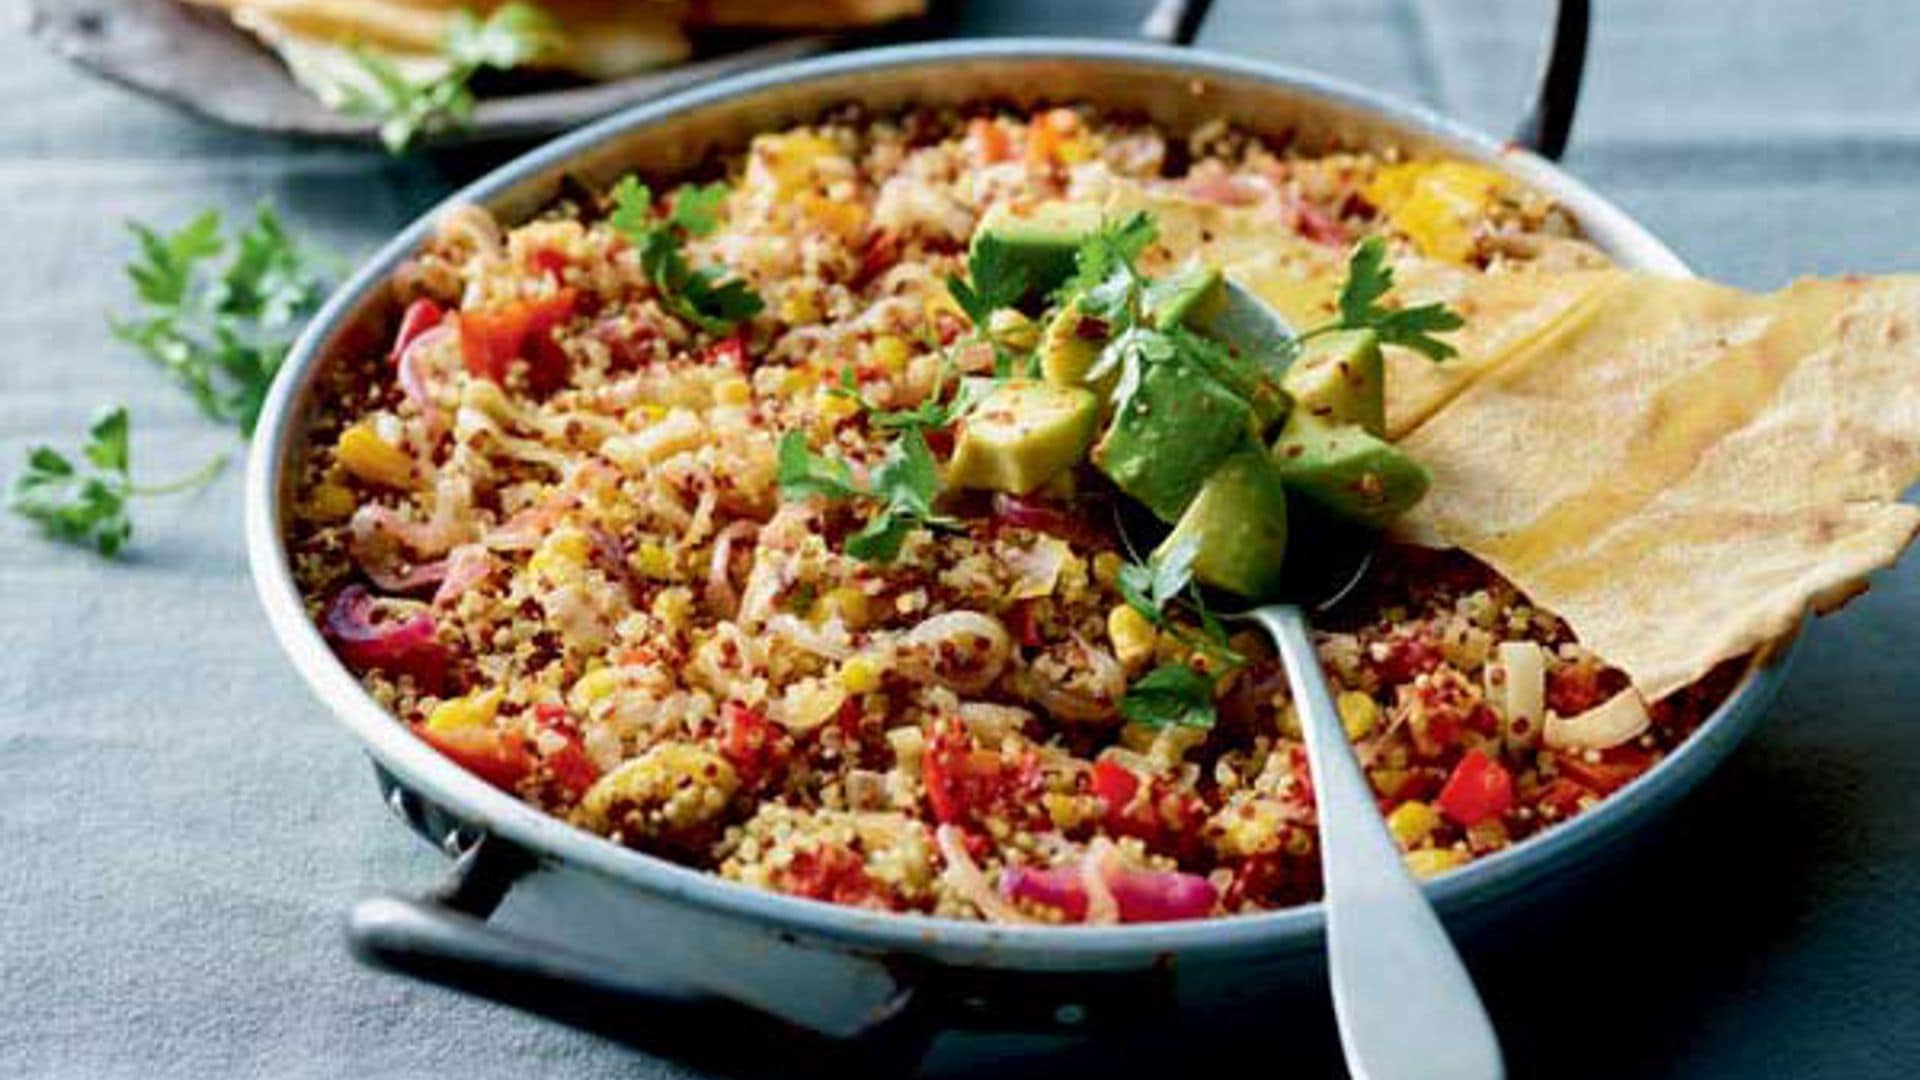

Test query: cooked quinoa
[287,105,1733,923]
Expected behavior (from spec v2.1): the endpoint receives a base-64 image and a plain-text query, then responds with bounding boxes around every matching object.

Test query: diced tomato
[772,843,890,909]
[1552,746,1657,795]
[389,299,444,365]
[532,703,599,801]
[526,248,569,280]
[921,722,1038,829]
[419,725,534,792]
[1436,749,1514,826]
[1370,632,1443,684]
[457,289,578,392]
[704,334,748,371]
[1534,777,1594,817]
[921,424,955,458]
[968,117,1013,163]
[719,702,790,791]
[1090,759,1208,859]
[1004,600,1045,649]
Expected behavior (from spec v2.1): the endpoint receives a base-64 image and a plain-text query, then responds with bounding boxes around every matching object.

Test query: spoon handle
[1251,604,1505,1080]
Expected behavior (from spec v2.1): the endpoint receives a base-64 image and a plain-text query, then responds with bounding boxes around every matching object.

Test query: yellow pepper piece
[868,335,911,377]
[713,375,752,407]
[812,586,870,628]
[752,132,840,194]
[634,542,674,581]
[800,194,867,239]
[569,668,622,711]
[1337,690,1380,741]
[1403,847,1470,880]
[528,526,593,582]
[1365,161,1509,263]
[779,289,822,326]
[1386,800,1442,849]
[1107,604,1158,668]
[425,688,503,734]
[305,479,357,523]
[335,423,414,490]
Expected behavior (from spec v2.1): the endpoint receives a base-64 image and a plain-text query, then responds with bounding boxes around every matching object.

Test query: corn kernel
[1365,161,1508,263]
[1107,604,1158,668]
[569,668,622,711]
[528,526,592,581]
[305,479,357,522]
[812,586,870,628]
[800,194,867,239]
[651,586,694,629]
[839,655,883,694]
[335,423,414,490]
[635,542,674,580]
[869,335,911,377]
[714,375,752,407]
[1337,690,1380,741]
[1403,847,1470,880]
[752,132,839,193]
[1386,800,1442,849]
[778,367,814,397]
[779,289,822,326]
[817,389,860,422]
[425,688,502,734]
[1092,551,1123,588]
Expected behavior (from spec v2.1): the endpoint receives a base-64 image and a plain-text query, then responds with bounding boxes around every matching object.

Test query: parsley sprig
[9,407,225,557]
[609,176,763,334]
[945,235,1037,377]
[341,2,560,153]
[1114,537,1247,729]
[111,206,332,434]
[776,429,955,563]
[1294,235,1465,361]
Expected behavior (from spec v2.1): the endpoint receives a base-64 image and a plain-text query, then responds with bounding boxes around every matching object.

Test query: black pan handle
[346,835,936,1077]
[1141,0,1589,161]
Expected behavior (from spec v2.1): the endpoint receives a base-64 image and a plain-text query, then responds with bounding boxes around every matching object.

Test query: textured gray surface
[2,1,1917,1077]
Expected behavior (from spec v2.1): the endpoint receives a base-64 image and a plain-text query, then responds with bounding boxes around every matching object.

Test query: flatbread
[688,0,925,28]
[1397,274,1920,699]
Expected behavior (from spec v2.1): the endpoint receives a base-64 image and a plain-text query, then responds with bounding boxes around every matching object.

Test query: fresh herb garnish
[1058,211,1157,311]
[8,406,226,557]
[111,206,331,434]
[775,429,954,563]
[1302,235,1465,360]
[609,176,764,335]
[945,235,1029,331]
[340,2,559,153]
[1121,662,1218,729]
[1117,533,1197,628]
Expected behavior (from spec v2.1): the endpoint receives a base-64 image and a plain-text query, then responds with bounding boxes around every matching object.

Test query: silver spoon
[1137,280,1505,1080]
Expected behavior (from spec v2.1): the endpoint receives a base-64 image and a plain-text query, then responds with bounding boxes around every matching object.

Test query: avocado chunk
[1039,298,1109,390]
[1281,329,1385,436]
[1145,264,1226,331]
[1157,443,1290,599]
[1094,358,1254,523]
[946,379,1100,495]
[1270,411,1430,529]
[973,201,1105,302]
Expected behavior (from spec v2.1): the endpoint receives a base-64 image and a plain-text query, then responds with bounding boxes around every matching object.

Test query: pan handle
[346,834,937,1077]
[1141,0,1589,161]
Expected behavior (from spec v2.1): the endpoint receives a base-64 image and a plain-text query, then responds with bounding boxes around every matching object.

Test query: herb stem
[129,453,229,498]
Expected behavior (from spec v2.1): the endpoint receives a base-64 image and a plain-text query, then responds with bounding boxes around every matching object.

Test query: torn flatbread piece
[1397,274,1920,699]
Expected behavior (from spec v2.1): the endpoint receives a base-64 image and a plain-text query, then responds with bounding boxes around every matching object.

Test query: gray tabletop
[3,1,1917,1076]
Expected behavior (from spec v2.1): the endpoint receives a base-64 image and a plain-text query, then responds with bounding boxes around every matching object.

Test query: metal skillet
[244,2,1802,1073]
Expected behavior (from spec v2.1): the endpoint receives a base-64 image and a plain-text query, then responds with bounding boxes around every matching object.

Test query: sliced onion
[1021,635,1125,722]
[323,584,451,691]
[765,615,856,661]
[1544,688,1651,752]
[900,612,1013,694]
[1079,838,1121,926]
[1490,641,1547,752]
[996,841,1218,925]
[1000,865,1089,921]
[396,324,453,439]
[705,521,758,619]
[431,544,493,607]
[936,825,1034,925]
[1104,866,1218,923]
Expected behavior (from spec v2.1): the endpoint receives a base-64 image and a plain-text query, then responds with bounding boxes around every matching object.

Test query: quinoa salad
[286,105,1738,924]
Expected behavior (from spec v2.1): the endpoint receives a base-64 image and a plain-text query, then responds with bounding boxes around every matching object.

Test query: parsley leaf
[111,206,331,434]
[1325,235,1464,361]
[1118,534,1198,629]
[1057,211,1157,306]
[775,431,862,501]
[340,2,559,153]
[609,175,763,334]
[8,406,226,558]
[775,429,951,564]
[1121,662,1218,729]
[945,234,1029,330]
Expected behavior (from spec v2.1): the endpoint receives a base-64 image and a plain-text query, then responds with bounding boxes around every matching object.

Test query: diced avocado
[946,379,1100,495]
[973,201,1104,301]
[1270,411,1430,529]
[1157,443,1290,599]
[1281,329,1385,436]
[1039,298,1109,390]
[1094,359,1254,523]
[1145,264,1226,331]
